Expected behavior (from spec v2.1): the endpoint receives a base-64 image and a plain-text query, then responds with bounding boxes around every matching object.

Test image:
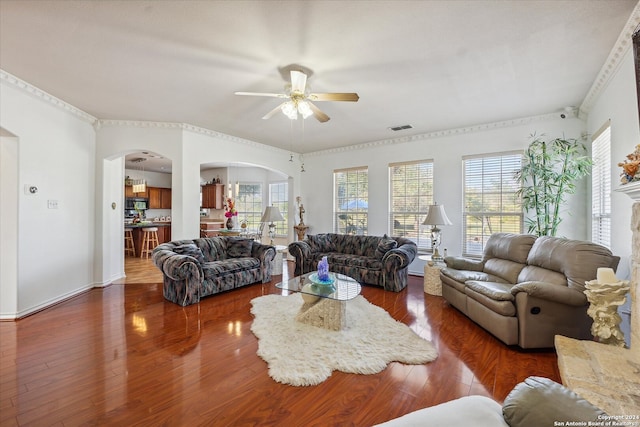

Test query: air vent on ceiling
[389,124,413,132]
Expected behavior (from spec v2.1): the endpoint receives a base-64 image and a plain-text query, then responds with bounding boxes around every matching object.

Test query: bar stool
[140,227,159,259]
[124,228,136,257]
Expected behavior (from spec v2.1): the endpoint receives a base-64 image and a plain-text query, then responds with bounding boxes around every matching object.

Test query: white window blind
[463,152,523,257]
[334,167,368,235]
[269,182,288,236]
[591,122,611,248]
[389,160,433,250]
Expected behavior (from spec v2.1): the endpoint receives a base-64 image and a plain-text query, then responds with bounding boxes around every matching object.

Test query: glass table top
[275,271,362,301]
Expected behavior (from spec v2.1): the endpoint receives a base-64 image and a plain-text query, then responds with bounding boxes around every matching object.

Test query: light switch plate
[47,200,58,209]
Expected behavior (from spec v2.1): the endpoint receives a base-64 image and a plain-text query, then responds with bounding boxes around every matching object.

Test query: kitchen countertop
[125,222,171,228]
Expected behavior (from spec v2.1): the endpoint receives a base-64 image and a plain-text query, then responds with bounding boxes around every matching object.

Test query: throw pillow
[306,234,320,252]
[502,376,607,427]
[172,243,205,264]
[317,234,336,252]
[227,237,254,258]
[375,236,398,259]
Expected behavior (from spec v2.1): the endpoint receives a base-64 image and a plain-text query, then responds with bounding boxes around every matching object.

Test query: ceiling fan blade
[308,102,330,123]
[262,103,285,120]
[235,91,287,98]
[309,92,359,102]
[290,70,307,94]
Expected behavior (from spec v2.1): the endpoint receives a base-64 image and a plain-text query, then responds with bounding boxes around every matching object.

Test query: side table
[419,255,445,296]
[272,245,288,275]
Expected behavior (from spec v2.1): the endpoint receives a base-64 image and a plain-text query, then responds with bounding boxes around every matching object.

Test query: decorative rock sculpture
[584,268,631,347]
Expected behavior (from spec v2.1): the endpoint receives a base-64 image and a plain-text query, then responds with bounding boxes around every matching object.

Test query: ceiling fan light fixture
[281,101,298,120]
[298,101,313,119]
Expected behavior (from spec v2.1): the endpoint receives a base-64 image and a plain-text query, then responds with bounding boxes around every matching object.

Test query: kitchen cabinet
[125,185,148,198]
[149,187,172,209]
[201,184,224,209]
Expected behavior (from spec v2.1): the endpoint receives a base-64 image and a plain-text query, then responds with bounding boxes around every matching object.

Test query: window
[389,160,434,250]
[592,121,611,248]
[236,183,263,230]
[334,167,368,235]
[269,182,288,236]
[463,152,523,257]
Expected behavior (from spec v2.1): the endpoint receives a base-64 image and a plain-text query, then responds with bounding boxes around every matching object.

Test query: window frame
[236,182,263,230]
[334,166,368,235]
[462,151,523,257]
[591,120,612,248]
[388,159,434,251]
[269,181,289,237]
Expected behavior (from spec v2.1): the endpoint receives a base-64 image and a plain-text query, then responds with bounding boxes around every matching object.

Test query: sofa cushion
[325,253,383,270]
[465,281,516,316]
[526,236,618,293]
[375,236,398,259]
[483,258,526,284]
[226,237,254,258]
[440,268,509,285]
[483,233,536,264]
[502,376,607,427]
[202,258,260,278]
[194,237,228,262]
[172,243,205,265]
[307,234,335,253]
[465,281,514,301]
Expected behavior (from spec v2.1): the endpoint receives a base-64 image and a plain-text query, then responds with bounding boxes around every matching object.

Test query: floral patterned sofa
[152,237,275,306]
[288,233,417,292]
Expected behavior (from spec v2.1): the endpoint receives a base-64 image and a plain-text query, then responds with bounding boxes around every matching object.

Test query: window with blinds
[334,167,368,235]
[389,160,433,250]
[236,183,263,229]
[463,152,523,257]
[269,182,288,236]
[591,121,611,248]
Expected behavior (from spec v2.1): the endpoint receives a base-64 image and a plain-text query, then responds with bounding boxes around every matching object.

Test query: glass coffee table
[275,271,362,330]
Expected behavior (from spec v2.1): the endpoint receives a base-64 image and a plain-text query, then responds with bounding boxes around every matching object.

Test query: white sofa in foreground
[374,376,607,427]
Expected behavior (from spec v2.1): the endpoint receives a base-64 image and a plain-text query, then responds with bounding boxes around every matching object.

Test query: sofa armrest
[382,242,417,269]
[444,256,485,271]
[511,281,587,306]
[252,242,276,264]
[502,376,606,427]
[152,248,204,282]
[288,240,311,261]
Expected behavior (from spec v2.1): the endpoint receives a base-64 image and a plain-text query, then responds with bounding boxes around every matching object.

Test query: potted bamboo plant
[514,134,592,237]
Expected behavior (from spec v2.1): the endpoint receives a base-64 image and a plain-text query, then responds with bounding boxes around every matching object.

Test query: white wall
[303,117,586,275]
[586,48,640,261]
[0,80,96,317]
[0,133,19,318]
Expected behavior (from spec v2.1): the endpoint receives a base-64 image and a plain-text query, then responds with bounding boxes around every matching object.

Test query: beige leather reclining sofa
[440,233,619,349]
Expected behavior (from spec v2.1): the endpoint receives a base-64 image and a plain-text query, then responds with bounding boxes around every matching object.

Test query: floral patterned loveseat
[288,233,417,292]
[152,237,275,306]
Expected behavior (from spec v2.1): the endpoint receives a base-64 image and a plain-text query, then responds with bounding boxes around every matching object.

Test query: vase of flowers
[225,197,238,229]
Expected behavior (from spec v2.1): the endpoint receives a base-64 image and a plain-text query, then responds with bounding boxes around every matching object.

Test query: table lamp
[261,205,284,245]
[422,203,452,262]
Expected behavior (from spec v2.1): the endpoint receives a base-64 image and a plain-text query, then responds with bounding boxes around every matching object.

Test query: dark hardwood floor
[0,258,560,426]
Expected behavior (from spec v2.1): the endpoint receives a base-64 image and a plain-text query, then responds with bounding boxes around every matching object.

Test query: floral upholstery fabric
[153,236,275,306]
[288,233,417,292]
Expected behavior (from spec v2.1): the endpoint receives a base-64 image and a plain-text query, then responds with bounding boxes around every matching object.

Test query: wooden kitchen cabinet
[148,187,172,209]
[201,184,224,209]
[125,185,148,198]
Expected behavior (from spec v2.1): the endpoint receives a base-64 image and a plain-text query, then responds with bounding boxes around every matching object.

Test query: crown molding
[305,112,568,157]
[97,119,289,155]
[580,2,640,116]
[0,69,98,124]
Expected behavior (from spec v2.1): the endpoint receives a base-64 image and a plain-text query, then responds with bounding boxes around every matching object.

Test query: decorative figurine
[584,267,631,347]
[317,256,329,282]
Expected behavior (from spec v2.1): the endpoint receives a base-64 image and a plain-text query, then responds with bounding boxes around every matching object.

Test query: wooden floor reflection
[0,258,560,426]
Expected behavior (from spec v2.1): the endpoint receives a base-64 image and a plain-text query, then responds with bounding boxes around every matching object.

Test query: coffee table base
[296,298,346,331]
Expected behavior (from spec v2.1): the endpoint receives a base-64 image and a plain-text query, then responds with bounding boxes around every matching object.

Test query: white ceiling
[0,0,637,163]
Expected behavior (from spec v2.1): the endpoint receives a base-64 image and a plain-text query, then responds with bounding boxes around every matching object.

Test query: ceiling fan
[235,70,359,123]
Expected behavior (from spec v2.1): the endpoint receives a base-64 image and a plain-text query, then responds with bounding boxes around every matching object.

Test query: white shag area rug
[250,294,438,386]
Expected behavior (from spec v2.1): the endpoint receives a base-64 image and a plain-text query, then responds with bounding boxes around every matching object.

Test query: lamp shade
[261,206,284,223]
[422,204,452,226]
